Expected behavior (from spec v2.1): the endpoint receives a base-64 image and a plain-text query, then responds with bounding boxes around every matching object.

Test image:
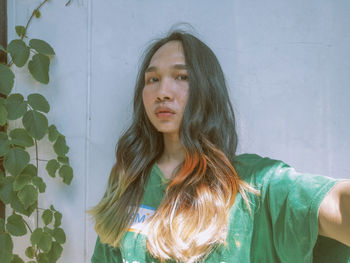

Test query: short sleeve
[91,236,122,263]
[261,160,340,262]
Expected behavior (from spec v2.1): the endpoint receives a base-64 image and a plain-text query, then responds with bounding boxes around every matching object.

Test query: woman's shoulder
[233,153,289,183]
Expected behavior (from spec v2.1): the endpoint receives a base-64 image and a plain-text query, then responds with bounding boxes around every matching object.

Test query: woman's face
[142,40,189,136]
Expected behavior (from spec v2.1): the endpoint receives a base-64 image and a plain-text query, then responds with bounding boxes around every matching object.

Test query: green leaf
[10,254,24,263]
[4,147,30,176]
[30,228,52,253]
[0,132,10,157]
[30,227,42,244]
[0,233,14,263]
[53,135,69,157]
[25,246,35,259]
[18,185,38,209]
[0,218,4,232]
[32,176,46,193]
[22,164,37,177]
[23,110,48,140]
[5,93,27,120]
[57,156,69,164]
[48,125,59,142]
[13,173,31,191]
[37,253,49,263]
[34,9,41,18]
[52,227,66,244]
[48,241,63,263]
[58,165,73,185]
[0,64,15,96]
[28,53,50,84]
[29,39,55,56]
[46,159,59,178]
[7,40,30,68]
[0,104,7,125]
[0,44,6,52]
[9,128,34,148]
[27,93,50,113]
[42,210,53,225]
[10,195,36,217]
[0,177,14,204]
[6,214,27,236]
[44,226,53,235]
[15,26,26,38]
[53,211,62,228]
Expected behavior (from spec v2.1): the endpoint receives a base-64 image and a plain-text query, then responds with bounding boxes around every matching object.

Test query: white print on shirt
[128,205,156,234]
[123,260,156,263]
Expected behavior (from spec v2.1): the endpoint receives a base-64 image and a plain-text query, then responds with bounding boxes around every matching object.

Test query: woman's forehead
[148,40,185,67]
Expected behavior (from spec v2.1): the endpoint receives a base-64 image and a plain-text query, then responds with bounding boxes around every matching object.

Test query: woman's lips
[156,112,174,118]
[155,106,175,118]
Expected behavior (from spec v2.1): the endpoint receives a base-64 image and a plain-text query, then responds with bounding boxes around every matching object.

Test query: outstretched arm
[319,180,350,247]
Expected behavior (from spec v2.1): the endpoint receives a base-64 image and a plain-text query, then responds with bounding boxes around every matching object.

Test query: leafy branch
[0,1,73,263]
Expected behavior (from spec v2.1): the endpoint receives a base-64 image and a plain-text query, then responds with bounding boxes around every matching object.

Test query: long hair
[89,30,255,263]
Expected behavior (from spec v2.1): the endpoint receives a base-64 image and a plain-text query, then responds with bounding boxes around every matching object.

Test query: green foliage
[5,94,27,120]
[59,165,73,185]
[6,213,27,236]
[0,64,15,95]
[25,246,35,258]
[53,135,69,157]
[4,147,30,176]
[0,233,14,263]
[34,10,41,19]
[23,110,48,140]
[30,228,52,253]
[46,159,59,178]
[29,39,55,56]
[48,125,59,142]
[0,103,7,125]
[0,2,73,262]
[0,218,4,232]
[9,128,34,148]
[18,185,38,209]
[7,40,30,68]
[15,26,26,38]
[11,254,24,263]
[27,93,50,113]
[42,209,53,225]
[28,54,50,84]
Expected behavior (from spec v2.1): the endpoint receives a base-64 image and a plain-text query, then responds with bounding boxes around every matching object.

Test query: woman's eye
[146,77,159,84]
[176,75,188,81]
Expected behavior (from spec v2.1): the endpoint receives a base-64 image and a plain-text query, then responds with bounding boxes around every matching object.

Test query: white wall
[7,0,350,262]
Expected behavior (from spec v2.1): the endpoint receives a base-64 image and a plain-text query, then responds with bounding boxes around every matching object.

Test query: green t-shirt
[91,154,350,263]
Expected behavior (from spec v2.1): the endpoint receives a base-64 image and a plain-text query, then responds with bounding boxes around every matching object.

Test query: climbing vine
[0,1,73,262]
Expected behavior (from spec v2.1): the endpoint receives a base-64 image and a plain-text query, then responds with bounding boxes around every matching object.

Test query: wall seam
[84,0,93,261]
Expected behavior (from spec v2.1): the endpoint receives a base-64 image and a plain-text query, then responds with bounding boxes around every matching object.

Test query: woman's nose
[156,78,173,101]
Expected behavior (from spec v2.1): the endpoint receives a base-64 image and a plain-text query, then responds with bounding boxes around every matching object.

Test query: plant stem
[23,218,33,234]
[35,139,39,229]
[7,0,49,67]
[65,0,73,6]
[22,0,50,41]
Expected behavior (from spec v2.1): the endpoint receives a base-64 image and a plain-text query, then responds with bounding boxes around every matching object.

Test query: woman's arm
[319,180,350,247]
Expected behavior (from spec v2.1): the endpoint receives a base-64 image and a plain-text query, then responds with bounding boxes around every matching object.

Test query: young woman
[89,31,350,263]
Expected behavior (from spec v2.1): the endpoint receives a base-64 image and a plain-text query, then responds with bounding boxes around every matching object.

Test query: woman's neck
[157,133,185,179]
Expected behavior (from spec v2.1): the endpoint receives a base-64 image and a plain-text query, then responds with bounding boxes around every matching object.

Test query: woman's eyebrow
[145,64,188,73]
